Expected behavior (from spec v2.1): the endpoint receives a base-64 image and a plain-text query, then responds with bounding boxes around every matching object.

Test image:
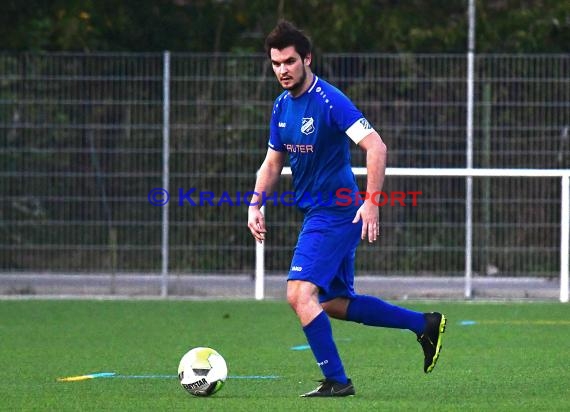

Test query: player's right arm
[247,148,286,243]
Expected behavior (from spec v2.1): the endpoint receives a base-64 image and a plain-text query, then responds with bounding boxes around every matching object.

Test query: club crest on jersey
[301,117,315,135]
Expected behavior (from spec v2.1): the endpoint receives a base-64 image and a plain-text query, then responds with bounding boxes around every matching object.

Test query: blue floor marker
[459,320,477,326]
[291,338,351,351]
[290,344,311,351]
[57,372,279,381]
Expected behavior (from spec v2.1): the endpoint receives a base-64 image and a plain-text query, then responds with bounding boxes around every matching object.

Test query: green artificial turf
[1,300,568,411]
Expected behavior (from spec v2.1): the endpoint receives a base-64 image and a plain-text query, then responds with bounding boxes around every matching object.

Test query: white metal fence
[255,168,570,302]
[1,52,569,299]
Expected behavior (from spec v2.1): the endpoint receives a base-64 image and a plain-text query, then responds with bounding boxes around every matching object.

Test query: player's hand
[247,207,267,243]
[352,200,380,243]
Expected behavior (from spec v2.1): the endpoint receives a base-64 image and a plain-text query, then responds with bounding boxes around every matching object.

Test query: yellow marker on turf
[57,372,116,382]
[57,375,92,382]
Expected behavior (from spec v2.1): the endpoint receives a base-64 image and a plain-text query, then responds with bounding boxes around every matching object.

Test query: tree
[0,0,568,52]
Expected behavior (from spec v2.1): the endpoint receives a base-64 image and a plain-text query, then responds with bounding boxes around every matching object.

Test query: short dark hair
[264,20,312,60]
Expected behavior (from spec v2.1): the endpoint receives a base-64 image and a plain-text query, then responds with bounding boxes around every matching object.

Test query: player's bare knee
[322,303,340,319]
[286,282,301,309]
[287,281,317,312]
[286,289,308,312]
[322,298,349,320]
[286,288,299,310]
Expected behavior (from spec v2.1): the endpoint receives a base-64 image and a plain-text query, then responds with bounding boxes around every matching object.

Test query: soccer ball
[178,347,228,396]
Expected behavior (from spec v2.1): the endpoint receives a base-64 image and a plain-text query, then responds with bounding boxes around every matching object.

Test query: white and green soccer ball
[178,347,228,397]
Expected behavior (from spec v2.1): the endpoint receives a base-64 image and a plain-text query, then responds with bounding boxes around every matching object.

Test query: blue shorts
[287,211,362,303]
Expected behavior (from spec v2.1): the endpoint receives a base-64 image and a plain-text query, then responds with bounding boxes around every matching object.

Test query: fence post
[464,0,476,299]
[561,175,569,303]
[464,1,476,299]
[161,51,171,298]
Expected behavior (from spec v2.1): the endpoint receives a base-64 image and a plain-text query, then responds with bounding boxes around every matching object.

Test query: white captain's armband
[345,118,375,144]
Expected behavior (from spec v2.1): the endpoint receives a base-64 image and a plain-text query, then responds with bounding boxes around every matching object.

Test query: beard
[281,66,307,95]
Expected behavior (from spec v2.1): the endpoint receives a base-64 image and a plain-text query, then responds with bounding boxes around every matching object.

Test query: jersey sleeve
[329,91,375,145]
[268,97,286,152]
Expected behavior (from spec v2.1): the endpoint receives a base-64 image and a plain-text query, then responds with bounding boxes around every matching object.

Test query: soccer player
[247,20,446,397]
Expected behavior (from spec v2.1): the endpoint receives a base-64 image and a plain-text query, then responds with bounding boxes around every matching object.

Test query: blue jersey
[268,76,373,215]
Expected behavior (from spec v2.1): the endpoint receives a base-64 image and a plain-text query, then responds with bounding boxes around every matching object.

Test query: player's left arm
[353,131,387,242]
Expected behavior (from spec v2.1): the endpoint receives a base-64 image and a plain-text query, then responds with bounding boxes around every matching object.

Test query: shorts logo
[301,117,315,135]
[291,266,303,272]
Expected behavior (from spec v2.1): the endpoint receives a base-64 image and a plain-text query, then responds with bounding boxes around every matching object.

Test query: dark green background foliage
[0,0,568,53]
